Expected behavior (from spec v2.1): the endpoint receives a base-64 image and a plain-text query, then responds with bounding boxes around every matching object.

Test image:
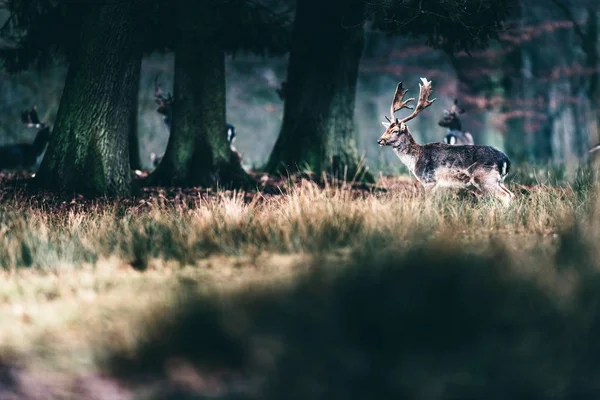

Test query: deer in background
[0,106,51,172]
[438,99,474,145]
[378,78,514,206]
[151,75,241,168]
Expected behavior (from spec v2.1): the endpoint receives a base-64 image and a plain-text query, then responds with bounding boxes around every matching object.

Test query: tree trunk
[129,66,142,171]
[534,89,554,163]
[585,8,600,147]
[147,0,252,189]
[34,0,143,197]
[265,0,372,182]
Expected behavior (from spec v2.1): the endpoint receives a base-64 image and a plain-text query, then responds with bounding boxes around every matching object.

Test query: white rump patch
[449,136,457,145]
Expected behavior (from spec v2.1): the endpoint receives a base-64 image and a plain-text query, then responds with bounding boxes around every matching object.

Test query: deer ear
[381,121,391,129]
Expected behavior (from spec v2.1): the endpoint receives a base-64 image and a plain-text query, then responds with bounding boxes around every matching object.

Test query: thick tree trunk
[129,65,142,171]
[34,0,143,197]
[147,0,251,189]
[265,0,372,182]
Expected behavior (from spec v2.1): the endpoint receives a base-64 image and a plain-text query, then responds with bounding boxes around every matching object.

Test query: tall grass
[0,178,599,398]
[0,182,588,268]
[0,179,589,270]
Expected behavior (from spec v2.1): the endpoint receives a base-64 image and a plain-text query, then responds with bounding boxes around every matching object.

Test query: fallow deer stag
[151,75,241,168]
[378,78,514,206]
[438,99,474,145]
[0,106,51,172]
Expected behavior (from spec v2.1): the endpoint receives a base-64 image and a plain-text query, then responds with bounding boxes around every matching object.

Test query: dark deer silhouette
[438,99,474,145]
[0,106,51,172]
[151,75,241,168]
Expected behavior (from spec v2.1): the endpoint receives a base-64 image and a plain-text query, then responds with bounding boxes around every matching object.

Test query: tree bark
[129,65,142,171]
[147,0,252,189]
[585,8,600,147]
[34,0,143,197]
[265,0,372,182]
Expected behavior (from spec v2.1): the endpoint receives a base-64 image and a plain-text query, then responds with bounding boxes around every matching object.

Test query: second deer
[438,99,474,145]
[377,78,514,206]
[0,106,51,172]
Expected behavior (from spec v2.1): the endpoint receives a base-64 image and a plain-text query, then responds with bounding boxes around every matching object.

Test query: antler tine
[398,77,436,125]
[389,82,415,121]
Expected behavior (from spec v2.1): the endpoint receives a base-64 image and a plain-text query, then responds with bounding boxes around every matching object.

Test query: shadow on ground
[102,230,600,400]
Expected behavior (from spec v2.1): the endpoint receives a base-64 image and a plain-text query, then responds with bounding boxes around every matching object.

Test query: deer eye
[393,130,400,135]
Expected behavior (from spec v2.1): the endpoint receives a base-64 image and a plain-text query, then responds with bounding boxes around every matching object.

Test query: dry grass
[0,175,598,399]
[0,177,588,270]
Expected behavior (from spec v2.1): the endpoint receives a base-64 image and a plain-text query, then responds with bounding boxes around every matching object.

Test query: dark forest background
[0,0,597,176]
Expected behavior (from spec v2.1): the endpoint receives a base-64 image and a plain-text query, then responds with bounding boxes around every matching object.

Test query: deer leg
[472,172,511,207]
[480,179,512,207]
[498,181,515,200]
[421,181,437,193]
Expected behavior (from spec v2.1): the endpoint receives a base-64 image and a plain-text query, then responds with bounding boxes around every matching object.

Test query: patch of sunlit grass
[0,179,589,270]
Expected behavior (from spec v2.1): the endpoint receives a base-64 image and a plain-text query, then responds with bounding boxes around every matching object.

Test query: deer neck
[449,118,462,131]
[392,130,422,174]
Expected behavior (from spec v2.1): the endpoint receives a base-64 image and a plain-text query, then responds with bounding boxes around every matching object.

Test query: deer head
[21,106,46,129]
[377,77,436,147]
[438,98,465,130]
[21,106,51,153]
[154,74,174,126]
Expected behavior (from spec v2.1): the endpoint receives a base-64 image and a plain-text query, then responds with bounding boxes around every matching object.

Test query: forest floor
[0,170,598,399]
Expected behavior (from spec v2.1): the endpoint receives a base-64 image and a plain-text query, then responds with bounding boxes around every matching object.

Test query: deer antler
[389,82,415,122]
[449,98,465,115]
[397,77,436,125]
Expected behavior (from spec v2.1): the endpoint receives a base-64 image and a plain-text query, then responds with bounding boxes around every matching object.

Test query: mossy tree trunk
[147,0,252,189]
[265,0,372,182]
[34,0,143,197]
[129,76,142,171]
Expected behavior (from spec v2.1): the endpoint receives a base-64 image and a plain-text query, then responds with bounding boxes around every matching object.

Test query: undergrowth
[0,179,589,270]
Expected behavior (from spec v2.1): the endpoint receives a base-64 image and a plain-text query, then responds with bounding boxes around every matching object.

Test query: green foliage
[369,0,518,53]
[0,0,84,72]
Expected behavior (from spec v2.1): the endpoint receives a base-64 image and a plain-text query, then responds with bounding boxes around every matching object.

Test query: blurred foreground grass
[0,176,599,399]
